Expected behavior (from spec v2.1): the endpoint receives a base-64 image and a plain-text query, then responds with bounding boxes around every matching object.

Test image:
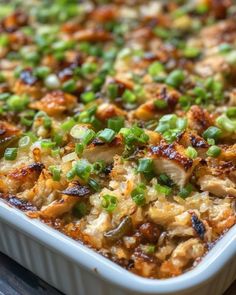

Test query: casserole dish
[0,200,236,295]
[0,0,236,293]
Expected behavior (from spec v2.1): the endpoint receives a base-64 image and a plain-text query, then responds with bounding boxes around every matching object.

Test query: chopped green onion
[166,70,185,88]
[74,159,92,182]
[186,147,198,159]
[179,184,193,198]
[154,99,168,109]
[81,91,96,104]
[49,165,61,181]
[52,40,75,51]
[43,116,52,129]
[0,72,5,83]
[193,87,206,100]
[141,244,156,254]
[226,107,236,118]
[61,118,76,132]
[93,161,105,174]
[34,66,51,79]
[122,89,137,104]
[183,47,200,58]
[97,128,116,143]
[226,50,236,65]
[108,117,124,132]
[88,178,100,192]
[70,125,95,144]
[66,168,76,181]
[179,95,191,109]
[119,126,149,147]
[207,138,215,145]
[206,145,221,158]
[73,202,88,218]
[0,93,10,101]
[81,62,97,76]
[137,158,153,174]
[92,76,104,92]
[202,126,222,141]
[102,194,117,212]
[4,147,18,161]
[148,62,164,77]
[131,183,146,206]
[7,94,29,112]
[155,183,172,196]
[41,139,56,149]
[158,173,174,187]
[62,79,76,93]
[45,74,60,89]
[153,27,169,39]
[107,83,118,99]
[0,34,9,47]
[34,111,52,129]
[51,147,60,157]
[156,114,187,143]
[53,133,63,146]
[18,136,31,148]
[218,43,232,53]
[20,117,33,127]
[195,3,208,14]
[75,143,84,156]
[216,114,236,133]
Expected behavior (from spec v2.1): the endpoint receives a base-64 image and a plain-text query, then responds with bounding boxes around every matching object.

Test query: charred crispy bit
[137,222,161,244]
[191,214,205,240]
[144,83,180,103]
[61,183,91,197]
[0,163,44,194]
[187,105,213,134]
[150,141,197,187]
[178,131,209,149]
[83,136,124,163]
[9,162,44,179]
[30,90,76,116]
[19,69,38,85]
[133,85,179,120]
[2,195,37,211]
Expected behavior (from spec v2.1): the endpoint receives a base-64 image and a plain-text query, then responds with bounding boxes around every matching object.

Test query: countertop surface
[0,252,235,295]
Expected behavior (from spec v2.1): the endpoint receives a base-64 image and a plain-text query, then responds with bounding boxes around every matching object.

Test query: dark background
[0,252,235,295]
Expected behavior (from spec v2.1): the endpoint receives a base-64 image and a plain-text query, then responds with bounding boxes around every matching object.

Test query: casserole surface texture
[0,0,236,280]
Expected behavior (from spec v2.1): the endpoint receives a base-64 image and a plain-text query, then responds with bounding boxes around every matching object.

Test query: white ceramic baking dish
[0,200,235,295]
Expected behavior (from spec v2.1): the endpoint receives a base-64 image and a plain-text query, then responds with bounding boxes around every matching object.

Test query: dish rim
[0,200,235,294]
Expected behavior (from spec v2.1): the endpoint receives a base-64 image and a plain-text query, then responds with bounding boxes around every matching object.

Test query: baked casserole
[0,0,235,279]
